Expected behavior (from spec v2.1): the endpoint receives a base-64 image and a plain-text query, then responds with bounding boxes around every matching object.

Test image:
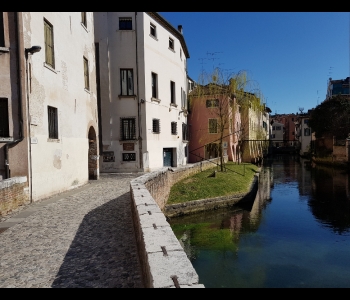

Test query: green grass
[167,161,259,204]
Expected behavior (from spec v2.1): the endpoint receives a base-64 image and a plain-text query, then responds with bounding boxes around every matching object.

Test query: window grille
[206,99,219,107]
[122,153,136,161]
[48,106,58,139]
[0,98,9,137]
[171,122,177,135]
[119,17,132,30]
[120,118,136,140]
[153,119,160,133]
[208,118,218,133]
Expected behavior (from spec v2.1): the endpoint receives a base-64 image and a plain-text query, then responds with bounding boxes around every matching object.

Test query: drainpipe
[135,12,143,170]
[3,12,25,179]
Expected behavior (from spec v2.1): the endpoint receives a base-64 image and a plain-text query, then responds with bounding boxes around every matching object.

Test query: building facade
[94,12,190,173]
[1,12,100,208]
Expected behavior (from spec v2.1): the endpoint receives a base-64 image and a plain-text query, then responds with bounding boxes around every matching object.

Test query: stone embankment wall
[0,177,29,217]
[130,158,226,288]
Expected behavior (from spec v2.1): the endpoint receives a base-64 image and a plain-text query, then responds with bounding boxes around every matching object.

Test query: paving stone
[0,174,145,288]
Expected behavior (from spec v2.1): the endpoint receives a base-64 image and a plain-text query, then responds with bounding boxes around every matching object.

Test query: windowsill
[119,139,137,143]
[81,22,88,32]
[84,88,90,94]
[152,132,160,134]
[0,137,13,142]
[118,29,134,32]
[118,94,136,99]
[149,34,158,41]
[0,47,10,53]
[168,47,175,53]
[47,138,60,143]
[170,103,178,108]
[151,97,160,103]
[43,63,57,73]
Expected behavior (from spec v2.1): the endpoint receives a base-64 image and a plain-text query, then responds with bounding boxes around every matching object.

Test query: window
[120,69,134,96]
[304,128,311,136]
[275,126,281,130]
[206,99,219,108]
[152,119,160,133]
[169,37,174,50]
[119,17,132,30]
[0,98,9,137]
[209,118,218,134]
[271,134,275,138]
[83,56,89,90]
[81,12,87,28]
[171,122,177,135]
[44,19,55,68]
[48,106,58,139]
[0,12,5,47]
[150,23,156,37]
[123,153,136,161]
[182,123,188,141]
[304,119,309,124]
[151,72,158,98]
[121,118,136,140]
[170,81,175,104]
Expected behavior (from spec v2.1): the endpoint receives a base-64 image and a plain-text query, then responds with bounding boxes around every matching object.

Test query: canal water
[168,155,350,288]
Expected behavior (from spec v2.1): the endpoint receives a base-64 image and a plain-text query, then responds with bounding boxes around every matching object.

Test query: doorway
[163,148,173,167]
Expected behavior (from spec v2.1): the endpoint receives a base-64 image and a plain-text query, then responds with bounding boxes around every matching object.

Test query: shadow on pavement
[51,192,144,288]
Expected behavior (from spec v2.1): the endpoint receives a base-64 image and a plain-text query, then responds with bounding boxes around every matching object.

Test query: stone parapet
[130,158,226,288]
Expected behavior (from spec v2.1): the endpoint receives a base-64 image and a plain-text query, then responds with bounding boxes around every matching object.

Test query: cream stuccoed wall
[142,13,188,172]
[94,12,189,173]
[23,12,99,201]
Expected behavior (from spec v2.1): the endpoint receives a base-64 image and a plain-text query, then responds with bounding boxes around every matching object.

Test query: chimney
[178,25,183,34]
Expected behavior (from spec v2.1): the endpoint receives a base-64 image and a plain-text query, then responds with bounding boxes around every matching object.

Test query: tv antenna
[328,66,333,78]
[198,57,207,72]
[298,107,304,114]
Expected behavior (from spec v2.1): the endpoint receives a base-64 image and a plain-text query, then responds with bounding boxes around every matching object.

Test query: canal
[168,155,350,288]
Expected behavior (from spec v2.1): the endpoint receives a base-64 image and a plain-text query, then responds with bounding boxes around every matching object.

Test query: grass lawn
[167,161,259,204]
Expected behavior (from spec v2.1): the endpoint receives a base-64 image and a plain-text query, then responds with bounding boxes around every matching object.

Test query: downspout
[4,12,25,179]
[135,12,143,170]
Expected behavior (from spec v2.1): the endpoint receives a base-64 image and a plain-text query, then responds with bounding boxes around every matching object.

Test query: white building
[94,12,190,172]
[271,121,284,147]
[22,12,99,201]
[296,115,312,156]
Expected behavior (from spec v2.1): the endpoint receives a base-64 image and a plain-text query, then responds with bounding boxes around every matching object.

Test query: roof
[146,12,190,58]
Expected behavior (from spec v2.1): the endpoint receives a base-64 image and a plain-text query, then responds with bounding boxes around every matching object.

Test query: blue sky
[159,12,350,115]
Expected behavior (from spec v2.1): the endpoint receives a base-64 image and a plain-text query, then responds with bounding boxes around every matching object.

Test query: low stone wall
[0,177,29,217]
[165,173,259,218]
[130,158,225,288]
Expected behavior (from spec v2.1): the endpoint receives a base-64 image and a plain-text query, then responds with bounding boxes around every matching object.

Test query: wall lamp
[25,45,41,55]
[140,99,145,103]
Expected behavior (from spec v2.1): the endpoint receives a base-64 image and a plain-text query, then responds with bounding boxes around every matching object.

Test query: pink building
[188,91,241,163]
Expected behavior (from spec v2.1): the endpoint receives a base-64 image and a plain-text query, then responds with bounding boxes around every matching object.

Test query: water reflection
[168,155,350,288]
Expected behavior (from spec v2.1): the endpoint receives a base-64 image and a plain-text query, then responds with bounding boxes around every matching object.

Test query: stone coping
[129,157,259,288]
[0,176,27,189]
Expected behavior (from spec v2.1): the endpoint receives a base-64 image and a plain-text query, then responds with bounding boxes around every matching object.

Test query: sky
[159,12,350,115]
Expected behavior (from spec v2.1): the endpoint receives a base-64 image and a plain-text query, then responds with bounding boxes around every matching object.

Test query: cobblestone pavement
[0,173,145,288]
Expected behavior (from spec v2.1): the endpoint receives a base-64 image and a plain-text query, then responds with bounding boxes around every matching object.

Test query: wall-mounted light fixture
[140,99,145,103]
[25,45,41,55]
